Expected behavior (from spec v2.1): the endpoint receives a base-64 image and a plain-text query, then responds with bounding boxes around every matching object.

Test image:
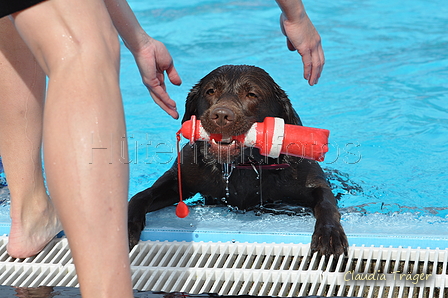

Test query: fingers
[142,68,179,119]
[166,63,182,86]
[150,64,181,119]
[149,90,179,119]
[310,43,325,85]
[279,12,325,86]
[147,81,179,119]
[284,36,324,85]
[299,44,324,86]
[301,49,312,83]
[132,37,181,119]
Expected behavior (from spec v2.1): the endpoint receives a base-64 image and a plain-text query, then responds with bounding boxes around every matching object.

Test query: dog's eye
[206,89,215,95]
[247,92,258,99]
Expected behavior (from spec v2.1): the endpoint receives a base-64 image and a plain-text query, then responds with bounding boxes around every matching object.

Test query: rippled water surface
[0,0,446,235]
[121,0,448,217]
[0,0,447,227]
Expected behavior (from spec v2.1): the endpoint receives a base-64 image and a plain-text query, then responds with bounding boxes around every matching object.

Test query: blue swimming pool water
[0,0,447,248]
[114,0,448,248]
[122,0,448,214]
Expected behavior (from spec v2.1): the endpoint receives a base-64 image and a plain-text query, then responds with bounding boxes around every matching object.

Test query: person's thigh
[10,0,119,76]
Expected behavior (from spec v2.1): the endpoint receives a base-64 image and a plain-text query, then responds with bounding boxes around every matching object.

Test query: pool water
[118,0,448,240]
[0,0,447,258]
[120,0,448,215]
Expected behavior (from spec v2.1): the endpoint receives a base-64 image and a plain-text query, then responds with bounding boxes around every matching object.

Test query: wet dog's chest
[199,166,298,210]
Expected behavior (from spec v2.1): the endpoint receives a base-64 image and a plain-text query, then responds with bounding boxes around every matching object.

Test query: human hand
[280,12,324,86]
[131,37,182,119]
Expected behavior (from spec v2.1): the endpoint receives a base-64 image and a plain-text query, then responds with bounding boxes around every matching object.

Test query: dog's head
[182,65,301,163]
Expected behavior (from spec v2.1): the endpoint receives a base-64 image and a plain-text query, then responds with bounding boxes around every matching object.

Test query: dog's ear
[274,85,303,126]
[181,83,201,123]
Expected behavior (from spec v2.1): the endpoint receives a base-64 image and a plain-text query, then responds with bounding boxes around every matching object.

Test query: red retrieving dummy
[179,116,330,162]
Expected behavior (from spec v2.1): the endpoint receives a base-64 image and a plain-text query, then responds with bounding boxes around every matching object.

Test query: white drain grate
[0,236,447,297]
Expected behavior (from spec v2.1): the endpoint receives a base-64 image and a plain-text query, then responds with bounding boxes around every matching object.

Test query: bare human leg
[0,17,62,259]
[7,0,134,296]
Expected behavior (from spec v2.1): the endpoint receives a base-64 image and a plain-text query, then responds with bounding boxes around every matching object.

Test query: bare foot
[7,195,63,259]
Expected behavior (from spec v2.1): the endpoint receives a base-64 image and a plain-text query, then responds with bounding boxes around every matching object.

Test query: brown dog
[128,65,348,256]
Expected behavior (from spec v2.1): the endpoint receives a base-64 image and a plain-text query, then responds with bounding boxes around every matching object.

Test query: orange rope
[175,130,189,218]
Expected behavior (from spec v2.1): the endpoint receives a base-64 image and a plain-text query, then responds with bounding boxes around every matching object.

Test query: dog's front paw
[128,221,143,251]
[311,220,348,257]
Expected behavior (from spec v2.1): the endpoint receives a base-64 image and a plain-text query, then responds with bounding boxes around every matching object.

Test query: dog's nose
[210,107,235,127]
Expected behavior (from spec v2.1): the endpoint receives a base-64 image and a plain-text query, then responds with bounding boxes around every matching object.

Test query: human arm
[104,0,182,119]
[275,0,324,86]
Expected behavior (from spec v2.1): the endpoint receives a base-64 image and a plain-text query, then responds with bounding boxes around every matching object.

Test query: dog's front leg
[310,187,348,257]
[127,167,180,250]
